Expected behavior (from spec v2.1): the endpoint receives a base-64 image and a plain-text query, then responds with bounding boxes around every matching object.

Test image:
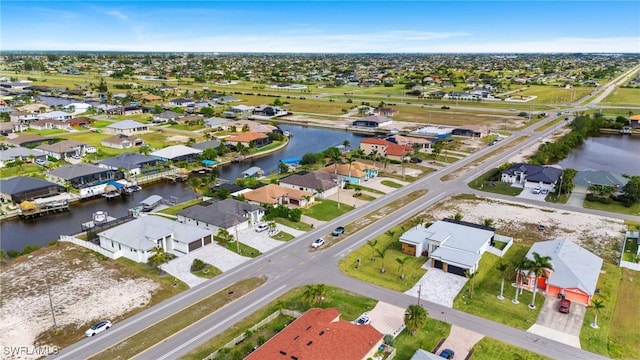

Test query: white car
[85,146,97,154]
[354,314,371,325]
[532,187,542,194]
[35,159,47,166]
[311,238,325,249]
[255,223,269,232]
[85,320,112,337]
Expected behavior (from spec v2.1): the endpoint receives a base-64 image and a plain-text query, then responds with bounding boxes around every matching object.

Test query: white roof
[150,145,202,160]
[107,120,148,130]
[424,220,493,252]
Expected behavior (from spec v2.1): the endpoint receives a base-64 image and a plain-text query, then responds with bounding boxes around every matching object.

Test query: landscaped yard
[381,179,403,188]
[452,244,544,330]
[274,217,313,231]
[470,337,551,360]
[393,318,451,359]
[580,264,640,359]
[157,198,201,216]
[468,169,524,196]
[270,231,294,241]
[192,264,222,279]
[302,199,353,221]
[0,163,44,179]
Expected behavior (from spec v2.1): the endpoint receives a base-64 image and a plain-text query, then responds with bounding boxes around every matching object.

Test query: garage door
[434,260,443,270]
[188,239,202,252]
[447,264,467,277]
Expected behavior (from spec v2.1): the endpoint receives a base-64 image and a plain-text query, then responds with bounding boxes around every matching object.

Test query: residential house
[168,98,194,107]
[400,218,511,276]
[0,176,65,203]
[152,111,181,123]
[106,105,143,116]
[279,171,340,198]
[252,105,288,117]
[243,184,314,207]
[629,114,640,129]
[519,239,603,305]
[359,138,412,161]
[176,198,264,234]
[29,118,70,131]
[37,140,87,160]
[410,126,453,140]
[10,111,38,123]
[224,132,270,148]
[500,163,563,191]
[0,147,46,167]
[47,163,123,196]
[223,104,254,119]
[101,134,144,149]
[204,116,231,130]
[374,107,399,117]
[573,170,629,190]
[320,161,379,185]
[226,119,277,133]
[98,153,162,176]
[63,102,92,114]
[98,216,213,263]
[352,115,393,128]
[452,125,488,138]
[0,121,27,134]
[150,145,202,162]
[386,135,432,150]
[190,140,222,151]
[36,111,72,121]
[6,134,51,148]
[245,308,383,360]
[105,120,150,135]
[68,117,93,127]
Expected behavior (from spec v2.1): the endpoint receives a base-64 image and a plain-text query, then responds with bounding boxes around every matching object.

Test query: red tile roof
[245,308,383,360]
[360,138,391,146]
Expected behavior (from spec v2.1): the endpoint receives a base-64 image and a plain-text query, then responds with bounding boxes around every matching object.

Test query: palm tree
[330,152,342,176]
[465,269,477,296]
[396,256,411,280]
[376,247,387,273]
[342,140,350,151]
[526,252,554,309]
[385,229,395,240]
[590,299,604,328]
[412,142,421,156]
[355,148,365,159]
[496,262,509,300]
[315,284,328,306]
[404,304,428,336]
[367,239,378,261]
[483,218,494,227]
[345,155,355,183]
[187,176,206,198]
[302,285,318,307]
[148,246,168,267]
[432,141,444,161]
[512,258,530,304]
[371,149,379,167]
[216,228,234,245]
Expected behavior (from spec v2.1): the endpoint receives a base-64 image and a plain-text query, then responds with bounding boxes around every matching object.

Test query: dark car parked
[559,299,571,314]
[439,348,455,359]
[332,226,345,236]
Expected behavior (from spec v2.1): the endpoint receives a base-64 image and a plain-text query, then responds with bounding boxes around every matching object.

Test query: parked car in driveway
[354,314,371,325]
[332,226,345,236]
[439,348,455,359]
[35,159,47,166]
[532,186,541,194]
[311,238,325,248]
[255,223,269,232]
[559,298,571,313]
[85,320,112,336]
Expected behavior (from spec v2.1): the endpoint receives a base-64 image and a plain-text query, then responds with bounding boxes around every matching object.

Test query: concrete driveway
[405,261,467,308]
[239,223,306,253]
[435,326,484,359]
[516,186,549,202]
[527,295,585,348]
[567,187,587,207]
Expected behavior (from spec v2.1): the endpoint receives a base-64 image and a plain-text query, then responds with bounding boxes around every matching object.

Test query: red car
[559,299,571,313]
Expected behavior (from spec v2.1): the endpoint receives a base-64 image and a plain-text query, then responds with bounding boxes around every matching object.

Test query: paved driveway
[367,302,406,337]
[516,186,549,202]
[527,295,585,348]
[405,261,467,308]
[239,223,305,253]
[435,326,484,359]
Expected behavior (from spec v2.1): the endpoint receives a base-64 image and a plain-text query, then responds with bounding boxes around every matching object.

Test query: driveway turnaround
[436,325,484,359]
[405,261,467,308]
[527,295,584,348]
[516,186,549,202]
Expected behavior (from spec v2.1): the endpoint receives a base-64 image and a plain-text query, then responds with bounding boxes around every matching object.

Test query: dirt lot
[420,194,626,262]
[0,243,160,357]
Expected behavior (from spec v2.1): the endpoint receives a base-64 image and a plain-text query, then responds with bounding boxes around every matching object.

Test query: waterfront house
[203,116,231,130]
[101,134,144,149]
[223,104,255,119]
[176,198,264,234]
[0,176,65,203]
[245,308,383,360]
[150,145,202,162]
[37,139,88,160]
[226,119,278,133]
[352,115,393,128]
[500,163,562,191]
[359,138,412,161]
[98,153,162,176]
[98,215,213,263]
[105,120,150,135]
[519,239,602,305]
[373,107,398,117]
[47,163,123,197]
[320,161,379,185]
[279,171,340,198]
[243,184,314,207]
[224,132,270,148]
[252,105,288,117]
[0,147,46,167]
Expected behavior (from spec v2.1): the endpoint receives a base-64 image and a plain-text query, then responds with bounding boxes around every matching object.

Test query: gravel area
[404,261,468,308]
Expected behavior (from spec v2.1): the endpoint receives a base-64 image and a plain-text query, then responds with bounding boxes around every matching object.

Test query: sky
[2,1,639,53]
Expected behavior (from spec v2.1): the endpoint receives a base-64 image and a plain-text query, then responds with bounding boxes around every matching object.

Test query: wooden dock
[163,173,189,183]
[19,202,70,219]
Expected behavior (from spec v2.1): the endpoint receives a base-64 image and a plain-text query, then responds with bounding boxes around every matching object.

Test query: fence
[203,309,302,360]
[486,234,514,257]
[59,235,117,259]
[620,260,640,271]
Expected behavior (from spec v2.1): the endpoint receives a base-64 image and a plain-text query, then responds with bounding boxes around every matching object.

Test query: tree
[342,139,350,151]
[512,257,530,304]
[526,252,554,309]
[590,299,604,329]
[330,152,342,175]
[216,228,234,245]
[278,161,289,174]
[385,229,395,240]
[432,141,444,160]
[302,285,318,307]
[396,256,411,280]
[370,149,379,167]
[148,246,168,267]
[412,142,421,156]
[367,239,378,261]
[404,304,428,336]
[620,176,640,207]
[345,155,355,181]
[376,247,387,273]
[187,176,207,198]
[496,262,509,300]
[465,269,478,296]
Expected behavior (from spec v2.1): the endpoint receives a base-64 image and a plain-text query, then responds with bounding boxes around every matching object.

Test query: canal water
[1,124,368,252]
[557,135,640,175]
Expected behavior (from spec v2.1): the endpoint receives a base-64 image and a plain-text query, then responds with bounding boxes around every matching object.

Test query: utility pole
[417,282,422,306]
[45,277,57,329]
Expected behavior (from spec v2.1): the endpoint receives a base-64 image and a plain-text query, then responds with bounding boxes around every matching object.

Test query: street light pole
[45,277,57,329]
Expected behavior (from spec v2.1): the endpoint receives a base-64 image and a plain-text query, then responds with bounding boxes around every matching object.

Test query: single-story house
[224,132,270,148]
[101,134,144,149]
[321,161,378,185]
[7,134,51,148]
[223,104,255,118]
[0,147,46,167]
[150,145,202,162]
[10,111,38,123]
[37,140,87,160]
[36,111,72,121]
[98,153,161,176]
[226,119,278,133]
[98,215,213,263]
[352,115,393,128]
[152,111,181,123]
[105,120,150,135]
[245,308,383,360]
[386,134,432,149]
[0,176,65,203]
[243,184,315,207]
[452,125,488,138]
[519,239,603,305]
[374,107,398,117]
[252,105,288,117]
[63,102,92,114]
[47,163,123,192]
[279,171,340,198]
[190,139,222,151]
[204,116,231,130]
[106,105,143,116]
[359,138,412,161]
[176,198,264,234]
[29,118,70,131]
[168,98,194,107]
[501,163,563,191]
[629,114,640,129]
[400,218,511,276]
[573,170,629,189]
[410,126,453,140]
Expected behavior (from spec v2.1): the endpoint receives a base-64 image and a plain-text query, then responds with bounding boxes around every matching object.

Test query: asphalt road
[50,65,639,360]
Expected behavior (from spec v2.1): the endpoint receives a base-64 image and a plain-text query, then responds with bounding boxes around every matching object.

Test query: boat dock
[19,200,70,219]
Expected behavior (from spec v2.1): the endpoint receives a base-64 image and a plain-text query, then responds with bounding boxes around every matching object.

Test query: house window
[111,241,114,248]
[522,278,530,286]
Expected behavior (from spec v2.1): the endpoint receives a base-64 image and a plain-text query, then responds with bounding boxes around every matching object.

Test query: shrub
[191,258,206,272]
[383,334,395,346]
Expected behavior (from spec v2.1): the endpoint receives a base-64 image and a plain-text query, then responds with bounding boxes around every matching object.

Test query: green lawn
[468,169,524,197]
[270,231,295,241]
[157,199,201,216]
[339,223,428,292]
[302,199,353,221]
[92,120,112,128]
[0,163,44,179]
[453,244,544,330]
[580,264,640,359]
[544,192,569,204]
[583,199,640,217]
[622,237,638,262]
[169,124,206,131]
[274,217,313,231]
[223,241,261,258]
[470,337,551,360]
[602,87,640,106]
[192,264,222,279]
[394,318,451,359]
[24,128,67,136]
[381,180,404,188]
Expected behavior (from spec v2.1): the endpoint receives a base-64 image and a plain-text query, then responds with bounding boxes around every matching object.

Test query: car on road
[85,320,112,337]
[255,223,269,232]
[441,105,450,110]
[332,226,345,236]
[311,238,325,249]
[488,141,497,146]
[559,299,571,314]
[35,159,47,166]
[354,314,371,325]
[439,348,455,359]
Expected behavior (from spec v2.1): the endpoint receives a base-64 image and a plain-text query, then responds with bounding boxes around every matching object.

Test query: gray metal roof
[98,215,211,251]
[0,147,45,161]
[47,163,113,180]
[0,176,63,195]
[191,140,222,150]
[107,120,148,130]
[526,239,603,295]
[98,153,158,170]
[178,199,263,228]
[399,226,440,245]
[430,246,481,269]
[574,170,629,188]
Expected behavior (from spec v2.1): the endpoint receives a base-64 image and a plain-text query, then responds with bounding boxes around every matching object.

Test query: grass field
[468,169,524,196]
[192,264,222,279]
[274,217,313,231]
[470,337,551,360]
[602,87,640,106]
[302,199,353,221]
[0,163,44,179]
[515,85,593,104]
[583,199,640,217]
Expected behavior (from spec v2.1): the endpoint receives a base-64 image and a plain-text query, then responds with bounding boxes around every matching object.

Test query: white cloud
[106,10,128,21]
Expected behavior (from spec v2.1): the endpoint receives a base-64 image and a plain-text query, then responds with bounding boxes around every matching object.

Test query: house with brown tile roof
[224,132,270,147]
[37,140,88,160]
[245,308,383,360]
[359,138,412,161]
[243,184,314,207]
[321,161,379,185]
[279,171,339,199]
